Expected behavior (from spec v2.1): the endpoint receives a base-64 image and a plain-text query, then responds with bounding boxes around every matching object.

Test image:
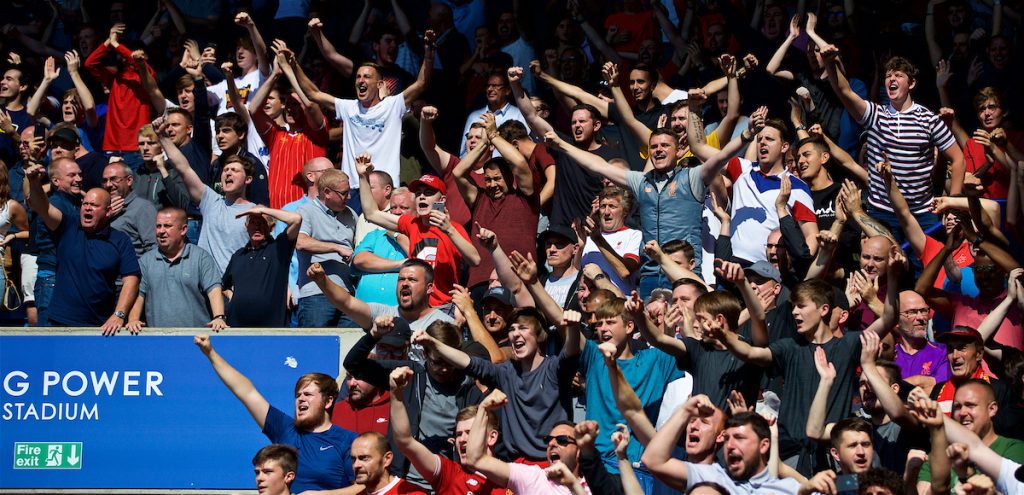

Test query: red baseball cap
[408,175,446,195]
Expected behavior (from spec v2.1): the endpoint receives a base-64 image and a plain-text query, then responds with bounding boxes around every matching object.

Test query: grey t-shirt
[296,199,357,298]
[198,186,254,274]
[465,351,578,459]
[368,303,456,363]
[769,331,862,461]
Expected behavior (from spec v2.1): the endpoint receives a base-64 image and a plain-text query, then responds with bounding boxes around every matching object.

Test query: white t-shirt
[580,228,641,293]
[545,270,578,309]
[334,95,408,185]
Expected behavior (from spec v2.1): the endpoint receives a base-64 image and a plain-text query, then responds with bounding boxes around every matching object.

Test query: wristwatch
[114,310,126,320]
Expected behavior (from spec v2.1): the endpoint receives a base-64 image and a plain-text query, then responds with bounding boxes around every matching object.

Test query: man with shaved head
[25,158,140,333]
[102,162,156,256]
[893,290,949,389]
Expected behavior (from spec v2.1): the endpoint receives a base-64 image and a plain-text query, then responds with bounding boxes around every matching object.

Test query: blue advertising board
[0,334,341,490]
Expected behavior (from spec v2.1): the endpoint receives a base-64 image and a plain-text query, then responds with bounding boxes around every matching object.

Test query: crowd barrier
[0,328,366,494]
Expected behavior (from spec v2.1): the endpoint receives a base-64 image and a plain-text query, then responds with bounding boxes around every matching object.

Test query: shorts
[19,254,36,304]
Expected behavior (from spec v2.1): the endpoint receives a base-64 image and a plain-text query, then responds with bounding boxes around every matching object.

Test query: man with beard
[101,162,156,257]
[302,32,434,197]
[194,335,357,493]
[309,258,455,334]
[389,366,506,495]
[25,163,140,332]
[349,432,427,495]
[645,403,801,494]
[514,64,623,227]
[465,390,588,495]
[332,373,389,437]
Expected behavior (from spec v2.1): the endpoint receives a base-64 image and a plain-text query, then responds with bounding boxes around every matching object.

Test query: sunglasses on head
[544,435,576,446]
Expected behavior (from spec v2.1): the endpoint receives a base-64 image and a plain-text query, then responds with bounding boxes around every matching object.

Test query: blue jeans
[186,218,202,245]
[104,151,144,173]
[34,271,56,327]
[297,294,358,328]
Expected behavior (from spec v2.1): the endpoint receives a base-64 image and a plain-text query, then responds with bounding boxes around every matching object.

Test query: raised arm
[509,250,565,323]
[626,290,687,357]
[806,346,837,442]
[509,66,555,136]
[840,180,900,247]
[451,284,507,363]
[355,154,401,231]
[907,391,951,495]
[463,391,512,487]
[27,56,59,121]
[247,63,283,134]
[306,263,373,329]
[388,367,443,483]
[925,1,944,66]
[914,234,956,319]
[714,55,744,142]
[194,334,271,429]
[641,396,716,492]
[155,117,205,204]
[700,106,767,184]
[532,61,609,117]
[765,15,801,81]
[417,105,451,174]
[24,164,63,231]
[599,341,656,444]
[544,131,627,186]
[712,317,774,367]
[308,18,354,78]
[482,113,533,196]
[403,31,436,107]
[239,206,301,243]
[602,62,651,145]
[413,328,472,369]
[821,44,868,123]
[717,261,769,346]
[877,157,928,256]
[221,62,250,125]
[234,12,269,77]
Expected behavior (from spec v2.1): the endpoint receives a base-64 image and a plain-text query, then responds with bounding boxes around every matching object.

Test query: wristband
[212,315,226,320]
[794,124,807,131]
[971,233,986,250]
[740,131,754,142]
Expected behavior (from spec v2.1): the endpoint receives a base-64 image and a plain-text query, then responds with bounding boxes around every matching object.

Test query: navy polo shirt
[222,232,293,327]
[31,190,81,271]
[48,214,140,326]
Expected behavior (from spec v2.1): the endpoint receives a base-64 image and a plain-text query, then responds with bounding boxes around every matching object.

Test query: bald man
[848,235,894,331]
[894,291,949,390]
[25,159,140,333]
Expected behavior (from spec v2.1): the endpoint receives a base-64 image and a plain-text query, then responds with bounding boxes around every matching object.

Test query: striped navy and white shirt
[860,102,956,214]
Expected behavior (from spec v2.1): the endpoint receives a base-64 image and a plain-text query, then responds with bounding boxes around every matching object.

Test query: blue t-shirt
[352,229,405,305]
[48,215,140,325]
[261,406,357,493]
[580,339,685,472]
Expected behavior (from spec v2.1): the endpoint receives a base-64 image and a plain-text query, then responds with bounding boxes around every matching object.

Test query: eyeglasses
[324,187,351,198]
[900,308,930,317]
[102,176,128,184]
[544,435,577,446]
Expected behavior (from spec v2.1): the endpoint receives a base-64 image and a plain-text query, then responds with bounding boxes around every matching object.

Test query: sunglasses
[544,435,576,446]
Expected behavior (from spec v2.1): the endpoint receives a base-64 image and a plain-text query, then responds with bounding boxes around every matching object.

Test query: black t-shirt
[222,232,295,327]
[683,333,762,409]
[769,331,863,461]
[811,181,862,269]
[549,133,623,227]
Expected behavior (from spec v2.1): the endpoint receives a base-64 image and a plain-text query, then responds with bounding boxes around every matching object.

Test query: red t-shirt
[468,192,540,287]
[963,138,1010,199]
[85,44,156,152]
[528,143,556,212]
[919,236,974,289]
[431,455,506,495]
[442,154,485,228]
[603,10,656,54]
[258,118,329,209]
[397,214,470,306]
[362,477,429,495]
[330,391,390,436]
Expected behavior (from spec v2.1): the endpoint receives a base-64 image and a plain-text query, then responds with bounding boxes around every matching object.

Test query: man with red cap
[356,152,480,305]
